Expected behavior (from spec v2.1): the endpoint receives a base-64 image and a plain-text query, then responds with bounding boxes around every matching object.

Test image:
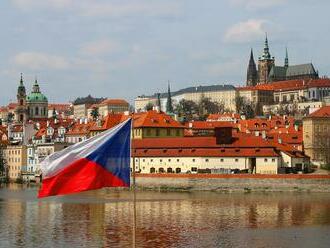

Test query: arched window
[176,168,181,173]
[150,167,155,173]
[20,99,24,106]
[167,168,173,173]
[35,106,39,115]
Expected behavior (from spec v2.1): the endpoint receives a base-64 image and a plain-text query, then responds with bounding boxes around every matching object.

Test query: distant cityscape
[1,36,330,183]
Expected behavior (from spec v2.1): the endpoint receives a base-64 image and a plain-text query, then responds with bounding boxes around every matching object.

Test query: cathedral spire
[261,33,271,60]
[246,48,258,86]
[284,47,289,67]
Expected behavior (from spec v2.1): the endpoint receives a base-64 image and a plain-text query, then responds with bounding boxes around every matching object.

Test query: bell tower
[258,34,275,84]
[15,73,28,122]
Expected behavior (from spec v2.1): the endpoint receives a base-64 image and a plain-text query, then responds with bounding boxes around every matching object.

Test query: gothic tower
[258,34,275,84]
[246,49,258,86]
[15,73,27,123]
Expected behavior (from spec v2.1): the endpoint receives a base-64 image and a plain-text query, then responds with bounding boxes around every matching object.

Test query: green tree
[90,107,99,121]
[52,108,58,120]
[0,145,8,181]
[235,96,245,114]
[198,97,225,120]
[6,113,14,123]
[174,99,198,121]
[145,102,154,111]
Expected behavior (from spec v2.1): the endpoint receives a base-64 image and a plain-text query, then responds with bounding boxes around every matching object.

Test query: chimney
[215,126,233,145]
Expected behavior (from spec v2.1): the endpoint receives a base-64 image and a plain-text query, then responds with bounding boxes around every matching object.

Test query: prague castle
[247,35,319,86]
[15,74,48,122]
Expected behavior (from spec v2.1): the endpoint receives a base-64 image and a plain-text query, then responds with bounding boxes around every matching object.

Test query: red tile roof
[90,113,124,131]
[133,111,184,128]
[238,78,330,92]
[99,99,129,106]
[133,147,279,158]
[66,121,95,136]
[307,106,330,118]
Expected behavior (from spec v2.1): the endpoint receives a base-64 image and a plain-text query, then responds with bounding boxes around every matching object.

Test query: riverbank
[3,173,330,193]
[134,173,330,193]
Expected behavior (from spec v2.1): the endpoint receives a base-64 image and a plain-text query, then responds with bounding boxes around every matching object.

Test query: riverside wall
[134,174,330,193]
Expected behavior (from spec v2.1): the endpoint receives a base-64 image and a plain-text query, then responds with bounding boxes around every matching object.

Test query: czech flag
[38,118,132,198]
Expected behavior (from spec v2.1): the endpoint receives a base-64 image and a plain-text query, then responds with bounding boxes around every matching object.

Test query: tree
[197,97,225,120]
[6,113,14,123]
[0,145,8,182]
[90,107,99,121]
[235,96,245,114]
[52,108,58,120]
[174,99,198,121]
[145,102,154,111]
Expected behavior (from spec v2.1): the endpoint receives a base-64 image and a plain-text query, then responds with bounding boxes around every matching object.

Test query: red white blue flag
[38,118,131,198]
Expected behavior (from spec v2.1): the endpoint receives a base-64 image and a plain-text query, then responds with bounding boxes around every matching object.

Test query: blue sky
[0,0,329,105]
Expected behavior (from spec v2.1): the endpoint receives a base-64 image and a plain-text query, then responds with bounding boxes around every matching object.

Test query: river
[0,184,330,248]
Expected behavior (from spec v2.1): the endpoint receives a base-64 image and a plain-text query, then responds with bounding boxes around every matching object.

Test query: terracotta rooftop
[238,78,330,92]
[99,99,129,106]
[307,106,330,118]
[133,111,184,128]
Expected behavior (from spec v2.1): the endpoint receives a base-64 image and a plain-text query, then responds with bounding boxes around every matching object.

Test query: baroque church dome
[26,79,48,103]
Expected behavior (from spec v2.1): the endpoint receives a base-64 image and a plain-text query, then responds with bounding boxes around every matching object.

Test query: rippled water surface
[0,184,330,248]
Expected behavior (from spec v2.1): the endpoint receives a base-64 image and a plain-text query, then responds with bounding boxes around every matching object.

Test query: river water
[0,184,330,248]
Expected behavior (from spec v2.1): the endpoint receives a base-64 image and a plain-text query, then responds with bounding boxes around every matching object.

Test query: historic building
[27,79,48,119]
[14,75,48,122]
[247,35,319,85]
[135,84,237,113]
[303,106,330,166]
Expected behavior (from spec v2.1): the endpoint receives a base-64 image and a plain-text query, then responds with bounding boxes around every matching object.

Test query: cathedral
[15,74,48,122]
[246,35,319,86]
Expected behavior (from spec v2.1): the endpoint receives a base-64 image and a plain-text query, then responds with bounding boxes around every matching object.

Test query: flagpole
[131,116,137,248]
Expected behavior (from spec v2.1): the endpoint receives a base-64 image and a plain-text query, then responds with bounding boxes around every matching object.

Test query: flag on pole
[38,118,132,198]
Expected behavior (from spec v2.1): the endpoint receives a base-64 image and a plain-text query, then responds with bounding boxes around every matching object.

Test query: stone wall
[134,174,330,192]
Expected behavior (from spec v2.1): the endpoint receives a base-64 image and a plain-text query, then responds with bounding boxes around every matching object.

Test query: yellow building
[303,106,330,166]
[133,110,184,139]
[4,145,27,180]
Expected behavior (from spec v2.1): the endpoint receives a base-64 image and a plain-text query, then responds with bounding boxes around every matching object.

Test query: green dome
[27,92,48,102]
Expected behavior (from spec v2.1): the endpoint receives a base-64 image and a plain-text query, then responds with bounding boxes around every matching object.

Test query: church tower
[258,34,275,84]
[246,49,258,86]
[15,73,27,123]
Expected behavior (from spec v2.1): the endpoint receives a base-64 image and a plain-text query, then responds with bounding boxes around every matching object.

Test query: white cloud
[13,52,70,70]
[80,40,121,56]
[224,19,266,43]
[229,0,286,10]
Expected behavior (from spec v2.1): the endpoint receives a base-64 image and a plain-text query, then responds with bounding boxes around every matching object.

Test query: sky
[0,0,329,105]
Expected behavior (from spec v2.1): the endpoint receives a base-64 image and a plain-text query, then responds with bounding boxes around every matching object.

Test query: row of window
[7,157,21,163]
[135,158,276,163]
[8,150,21,155]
